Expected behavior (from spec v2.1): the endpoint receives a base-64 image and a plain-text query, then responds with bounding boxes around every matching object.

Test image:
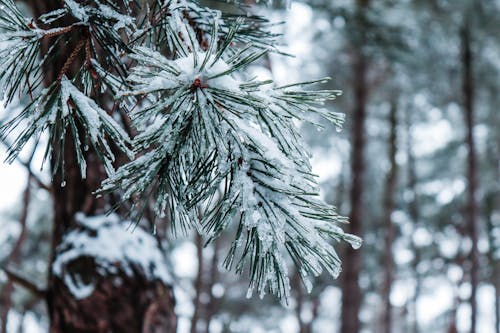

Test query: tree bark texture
[22,1,177,332]
[380,100,398,333]
[461,22,479,333]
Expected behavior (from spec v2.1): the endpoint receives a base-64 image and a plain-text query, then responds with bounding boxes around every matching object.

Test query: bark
[21,1,177,332]
[380,100,399,333]
[461,22,479,333]
[340,1,369,332]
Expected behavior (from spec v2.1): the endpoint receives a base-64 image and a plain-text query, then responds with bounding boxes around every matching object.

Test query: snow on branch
[0,78,131,179]
[100,24,360,300]
[0,0,361,301]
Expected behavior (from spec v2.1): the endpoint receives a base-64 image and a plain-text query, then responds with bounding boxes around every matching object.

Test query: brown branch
[85,39,92,69]
[2,267,46,299]
[42,25,77,39]
[57,38,86,81]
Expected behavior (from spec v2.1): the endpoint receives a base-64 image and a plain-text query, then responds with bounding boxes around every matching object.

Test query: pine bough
[0,0,361,300]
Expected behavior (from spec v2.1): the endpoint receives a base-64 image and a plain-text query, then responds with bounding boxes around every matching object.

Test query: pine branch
[0,78,132,179]
[0,0,361,301]
[99,22,360,300]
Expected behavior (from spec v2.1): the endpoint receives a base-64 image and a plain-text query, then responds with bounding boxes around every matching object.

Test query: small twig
[2,267,46,299]
[57,38,86,81]
[85,39,92,69]
[42,25,77,39]
[0,139,51,191]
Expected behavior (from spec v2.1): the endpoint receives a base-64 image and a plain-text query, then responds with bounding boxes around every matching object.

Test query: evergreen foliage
[0,0,360,300]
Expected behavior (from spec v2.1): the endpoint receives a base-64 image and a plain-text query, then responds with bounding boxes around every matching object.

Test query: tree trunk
[487,88,500,333]
[340,1,369,333]
[485,128,500,333]
[22,1,177,332]
[191,235,204,333]
[447,297,459,333]
[461,22,479,333]
[191,236,222,333]
[380,100,399,333]
[486,193,500,333]
[406,106,421,333]
[294,273,306,333]
[204,239,221,333]
[0,172,32,333]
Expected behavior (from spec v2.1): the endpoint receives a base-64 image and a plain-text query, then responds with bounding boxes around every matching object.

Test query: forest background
[0,0,499,333]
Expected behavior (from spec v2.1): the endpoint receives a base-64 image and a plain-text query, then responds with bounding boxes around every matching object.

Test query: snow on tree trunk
[49,214,176,333]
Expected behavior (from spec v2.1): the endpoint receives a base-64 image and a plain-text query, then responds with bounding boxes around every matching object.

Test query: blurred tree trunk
[191,236,222,333]
[0,172,32,333]
[485,115,500,333]
[204,239,221,333]
[405,106,421,333]
[21,1,177,332]
[191,235,205,333]
[461,22,479,333]
[340,1,369,333]
[16,312,25,333]
[294,273,307,333]
[380,100,399,333]
[447,297,459,333]
[294,271,320,333]
[486,194,500,333]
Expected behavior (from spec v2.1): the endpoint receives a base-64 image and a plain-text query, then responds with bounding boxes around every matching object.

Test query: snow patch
[52,213,172,300]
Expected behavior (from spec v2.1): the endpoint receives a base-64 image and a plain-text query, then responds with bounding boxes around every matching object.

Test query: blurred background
[1,0,499,332]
